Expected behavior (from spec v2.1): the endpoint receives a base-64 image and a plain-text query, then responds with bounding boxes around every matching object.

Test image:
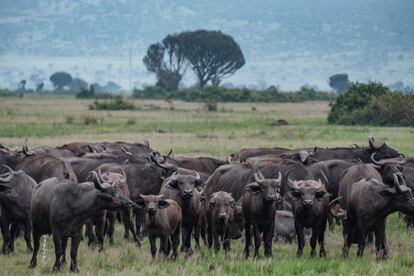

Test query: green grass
[1,96,414,275]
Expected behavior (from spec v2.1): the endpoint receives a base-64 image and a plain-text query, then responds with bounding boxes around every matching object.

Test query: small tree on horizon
[328,73,351,93]
[50,72,72,91]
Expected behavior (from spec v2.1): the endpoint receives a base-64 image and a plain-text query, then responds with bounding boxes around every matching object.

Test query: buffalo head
[164,171,204,200]
[136,194,170,216]
[288,177,331,211]
[245,169,282,203]
[89,170,133,210]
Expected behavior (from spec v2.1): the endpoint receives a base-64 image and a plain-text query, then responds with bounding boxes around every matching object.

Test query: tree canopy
[143,30,245,89]
[328,73,351,93]
[50,72,73,91]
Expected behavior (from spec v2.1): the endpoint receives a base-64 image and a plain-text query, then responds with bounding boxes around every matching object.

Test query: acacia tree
[50,72,72,91]
[328,73,351,93]
[143,34,188,91]
[180,30,245,88]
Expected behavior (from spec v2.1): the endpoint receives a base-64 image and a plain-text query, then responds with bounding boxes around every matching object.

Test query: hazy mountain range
[0,0,413,91]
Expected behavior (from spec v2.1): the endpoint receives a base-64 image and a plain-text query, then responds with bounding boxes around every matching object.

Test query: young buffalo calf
[207,191,239,254]
[137,195,181,259]
[288,177,331,257]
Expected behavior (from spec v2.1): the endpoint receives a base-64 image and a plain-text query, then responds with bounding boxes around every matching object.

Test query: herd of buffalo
[0,136,414,272]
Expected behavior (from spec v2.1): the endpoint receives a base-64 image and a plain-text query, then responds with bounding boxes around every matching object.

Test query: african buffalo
[287,177,331,257]
[330,173,414,259]
[170,156,228,175]
[159,171,204,255]
[136,195,181,259]
[242,170,282,258]
[0,166,36,254]
[29,172,133,272]
[206,191,238,254]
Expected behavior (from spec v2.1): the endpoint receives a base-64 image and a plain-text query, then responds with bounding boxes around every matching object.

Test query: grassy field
[0,96,414,275]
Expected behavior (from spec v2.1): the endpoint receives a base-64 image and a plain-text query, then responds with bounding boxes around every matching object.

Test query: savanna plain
[0,97,414,275]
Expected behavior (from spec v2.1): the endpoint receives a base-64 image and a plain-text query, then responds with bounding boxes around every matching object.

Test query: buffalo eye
[315,191,326,199]
[64,173,70,179]
[291,190,301,198]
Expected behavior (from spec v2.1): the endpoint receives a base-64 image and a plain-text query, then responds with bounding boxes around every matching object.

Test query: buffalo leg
[223,227,231,256]
[252,224,261,259]
[95,215,105,252]
[309,227,318,258]
[171,226,180,260]
[357,227,366,257]
[342,220,351,258]
[70,232,82,273]
[318,221,327,257]
[207,219,213,249]
[374,220,388,260]
[23,221,33,253]
[160,236,169,258]
[213,227,220,253]
[29,229,41,268]
[149,235,157,259]
[183,224,194,255]
[85,222,96,248]
[244,222,251,259]
[125,208,140,245]
[106,212,115,245]
[263,225,273,258]
[52,231,64,272]
[0,215,11,254]
[295,222,305,257]
[61,236,68,266]
[194,222,201,249]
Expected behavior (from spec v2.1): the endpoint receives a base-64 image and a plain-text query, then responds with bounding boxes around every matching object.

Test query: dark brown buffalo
[84,169,136,251]
[287,178,331,257]
[370,153,407,186]
[30,146,75,158]
[206,191,238,254]
[330,173,414,259]
[170,156,228,175]
[136,195,181,259]
[0,166,36,254]
[204,159,310,201]
[308,136,401,163]
[159,172,204,255]
[17,153,77,183]
[97,154,178,238]
[242,170,282,258]
[29,172,133,272]
[230,147,290,162]
[308,159,358,198]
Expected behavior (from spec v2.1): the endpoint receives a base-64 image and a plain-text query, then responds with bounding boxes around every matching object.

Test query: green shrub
[83,116,98,125]
[328,82,414,126]
[90,96,135,110]
[132,85,334,103]
[76,86,95,99]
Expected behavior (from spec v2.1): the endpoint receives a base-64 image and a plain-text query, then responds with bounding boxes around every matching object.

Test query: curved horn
[398,153,407,165]
[254,168,265,184]
[164,171,179,188]
[368,136,375,148]
[100,144,107,151]
[194,171,201,180]
[87,144,94,153]
[22,145,34,156]
[119,168,127,182]
[121,146,132,156]
[287,178,300,191]
[370,152,383,166]
[328,197,347,219]
[320,170,329,185]
[90,171,103,190]
[0,165,14,183]
[144,140,150,147]
[274,171,282,183]
[166,149,173,157]
[150,153,170,170]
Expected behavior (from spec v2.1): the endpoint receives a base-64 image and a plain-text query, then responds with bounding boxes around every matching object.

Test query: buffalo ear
[245,183,261,194]
[379,188,396,198]
[165,179,178,189]
[135,198,146,209]
[158,199,170,209]
[195,179,205,192]
[290,189,301,198]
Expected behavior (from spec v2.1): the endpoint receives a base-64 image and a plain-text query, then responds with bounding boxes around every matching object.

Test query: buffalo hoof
[53,265,61,272]
[310,249,316,258]
[26,247,33,254]
[70,267,79,273]
[29,261,37,268]
[319,250,326,258]
[296,250,303,257]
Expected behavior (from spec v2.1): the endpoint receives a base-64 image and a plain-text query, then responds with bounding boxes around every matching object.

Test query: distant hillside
[0,0,413,90]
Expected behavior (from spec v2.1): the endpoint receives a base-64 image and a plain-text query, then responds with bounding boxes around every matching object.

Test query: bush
[90,96,135,110]
[328,82,414,126]
[83,116,98,125]
[132,85,334,103]
[76,86,95,99]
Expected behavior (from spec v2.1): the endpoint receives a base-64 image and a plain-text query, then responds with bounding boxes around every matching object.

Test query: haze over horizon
[0,0,413,91]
